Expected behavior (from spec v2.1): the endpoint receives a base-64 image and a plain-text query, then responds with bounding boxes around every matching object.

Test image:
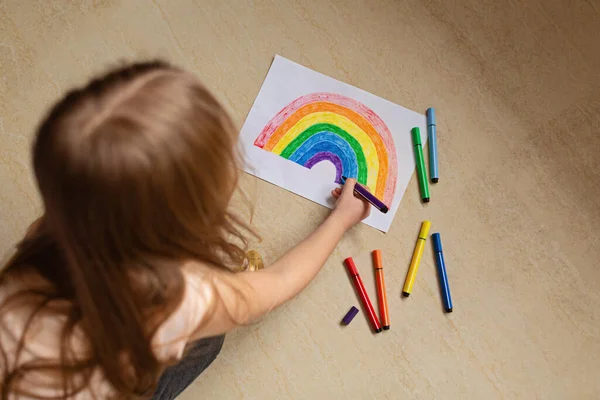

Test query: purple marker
[341,176,389,214]
[341,306,359,325]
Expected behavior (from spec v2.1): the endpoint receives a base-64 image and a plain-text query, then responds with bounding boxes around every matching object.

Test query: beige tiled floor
[2,1,600,399]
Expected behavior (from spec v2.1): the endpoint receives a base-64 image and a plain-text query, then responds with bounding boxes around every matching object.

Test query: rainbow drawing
[254,92,398,206]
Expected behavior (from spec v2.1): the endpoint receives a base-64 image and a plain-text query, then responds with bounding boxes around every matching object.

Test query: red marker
[344,257,382,333]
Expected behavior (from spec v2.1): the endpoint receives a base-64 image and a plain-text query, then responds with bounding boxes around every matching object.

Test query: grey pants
[152,335,225,399]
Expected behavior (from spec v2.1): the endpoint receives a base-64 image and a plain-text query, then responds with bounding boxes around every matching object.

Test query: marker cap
[372,250,383,269]
[411,127,422,145]
[432,232,443,252]
[344,257,359,276]
[426,108,436,126]
[419,221,432,238]
[341,306,359,325]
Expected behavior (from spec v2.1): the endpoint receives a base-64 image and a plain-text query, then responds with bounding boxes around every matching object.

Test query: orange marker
[372,250,390,330]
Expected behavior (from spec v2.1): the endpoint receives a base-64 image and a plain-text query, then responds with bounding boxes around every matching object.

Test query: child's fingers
[331,188,341,199]
[340,178,357,198]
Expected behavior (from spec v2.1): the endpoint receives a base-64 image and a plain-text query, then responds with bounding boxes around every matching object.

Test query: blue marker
[431,233,453,312]
[426,108,438,183]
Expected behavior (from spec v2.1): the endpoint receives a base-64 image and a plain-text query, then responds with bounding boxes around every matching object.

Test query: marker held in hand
[340,176,389,214]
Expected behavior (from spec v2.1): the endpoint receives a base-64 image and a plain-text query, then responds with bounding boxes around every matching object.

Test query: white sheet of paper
[239,55,427,232]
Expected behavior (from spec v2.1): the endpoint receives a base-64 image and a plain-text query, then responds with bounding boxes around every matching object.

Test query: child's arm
[191,179,370,338]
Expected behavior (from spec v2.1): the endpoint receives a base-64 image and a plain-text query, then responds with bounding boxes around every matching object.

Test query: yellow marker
[402,221,431,297]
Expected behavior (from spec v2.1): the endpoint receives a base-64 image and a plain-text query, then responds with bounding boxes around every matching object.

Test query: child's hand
[330,178,370,230]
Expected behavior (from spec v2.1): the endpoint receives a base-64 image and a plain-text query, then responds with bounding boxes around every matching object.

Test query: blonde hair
[0,61,254,398]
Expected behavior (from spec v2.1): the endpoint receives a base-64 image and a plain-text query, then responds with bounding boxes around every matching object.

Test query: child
[0,61,369,399]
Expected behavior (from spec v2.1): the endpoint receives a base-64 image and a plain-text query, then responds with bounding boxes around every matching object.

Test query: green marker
[411,127,430,202]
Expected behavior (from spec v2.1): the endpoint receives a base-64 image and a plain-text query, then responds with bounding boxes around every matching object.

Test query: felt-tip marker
[344,257,382,333]
[427,108,439,183]
[432,233,453,312]
[372,250,390,330]
[341,176,388,213]
[411,127,430,202]
[402,221,431,297]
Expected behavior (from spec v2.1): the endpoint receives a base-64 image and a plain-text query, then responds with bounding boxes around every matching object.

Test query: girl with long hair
[0,61,369,399]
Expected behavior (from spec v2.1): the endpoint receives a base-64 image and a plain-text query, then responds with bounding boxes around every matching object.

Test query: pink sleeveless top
[0,267,215,398]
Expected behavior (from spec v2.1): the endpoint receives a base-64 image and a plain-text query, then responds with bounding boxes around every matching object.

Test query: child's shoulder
[0,269,87,372]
